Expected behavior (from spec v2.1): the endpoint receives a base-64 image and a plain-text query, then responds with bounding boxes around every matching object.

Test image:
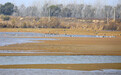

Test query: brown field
[0,63,121,71]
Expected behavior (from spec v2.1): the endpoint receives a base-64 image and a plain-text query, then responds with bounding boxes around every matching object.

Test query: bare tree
[8,0,121,19]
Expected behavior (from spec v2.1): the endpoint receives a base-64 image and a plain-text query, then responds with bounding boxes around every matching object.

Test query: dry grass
[0,63,121,71]
[0,15,121,30]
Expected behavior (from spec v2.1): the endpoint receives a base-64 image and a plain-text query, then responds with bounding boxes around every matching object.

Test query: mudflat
[0,63,121,71]
[0,37,121,56]
[0,28,121,71]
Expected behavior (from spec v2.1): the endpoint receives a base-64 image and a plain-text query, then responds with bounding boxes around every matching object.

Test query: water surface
[0,56,121,65]
[0,32,115,46]
[0,32,114,38]
[0,37,56,46]
[0,69,121,75]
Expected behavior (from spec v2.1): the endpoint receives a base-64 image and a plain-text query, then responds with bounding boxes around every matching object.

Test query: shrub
[0,23,7,28]
[39,17,60,28]
[103,22,117,31]
[48,17,60,28]
[1,15,10,21]
[21,22,27,28]
[0,23,13,28]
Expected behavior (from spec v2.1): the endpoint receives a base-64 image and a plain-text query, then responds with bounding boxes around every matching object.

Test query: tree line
[0,2,121,19]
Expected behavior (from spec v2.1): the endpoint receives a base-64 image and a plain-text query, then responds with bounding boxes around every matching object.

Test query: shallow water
[0,32,114,38]
[0,32,110,46]
[0,32,119,68]
[0,56,121,65]
[0,32,115,46]
[0,69,121,75]
[0,37,56,46]
[0,50,71,54]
